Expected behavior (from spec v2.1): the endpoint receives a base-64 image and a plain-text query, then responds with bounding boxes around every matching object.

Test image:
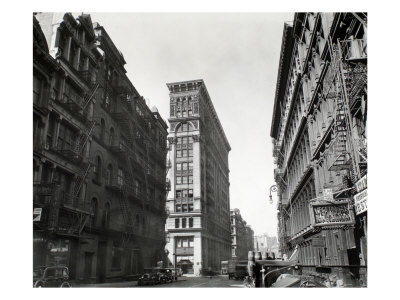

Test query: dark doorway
[84,252,94,281]
[96,241,107,283]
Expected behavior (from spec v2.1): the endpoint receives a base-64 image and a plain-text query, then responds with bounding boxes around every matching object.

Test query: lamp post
[269,185,279,204]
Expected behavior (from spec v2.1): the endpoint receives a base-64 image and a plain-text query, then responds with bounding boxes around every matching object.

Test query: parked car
[33,266,71,288]
[159,269,174,283]
[137,272,159,286]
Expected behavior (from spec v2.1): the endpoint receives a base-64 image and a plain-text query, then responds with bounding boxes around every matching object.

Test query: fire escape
[326,28,367,185]
[36,71,99,238]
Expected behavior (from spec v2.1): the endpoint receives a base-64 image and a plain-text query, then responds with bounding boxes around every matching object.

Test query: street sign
[33,208,42,222]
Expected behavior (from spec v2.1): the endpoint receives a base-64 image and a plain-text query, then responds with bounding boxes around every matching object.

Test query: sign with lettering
[354,189,367,215]
[312,203,354,226]
[356,175,367,193]
[33,208,42,222]
[312,237,325,248]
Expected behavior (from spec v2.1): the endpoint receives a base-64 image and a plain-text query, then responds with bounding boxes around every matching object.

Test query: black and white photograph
[9,1,400,297]
[31,11,368,289]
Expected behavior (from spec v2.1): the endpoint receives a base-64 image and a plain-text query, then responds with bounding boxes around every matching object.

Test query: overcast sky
[89,12,294,236]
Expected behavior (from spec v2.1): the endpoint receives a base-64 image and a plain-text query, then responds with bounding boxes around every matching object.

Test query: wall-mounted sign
[356,175,367,193]
[354,175,367,215]
[33,208,42,222]
[312,202,354,226]
[312,237,325,248]
[354,189,367,215]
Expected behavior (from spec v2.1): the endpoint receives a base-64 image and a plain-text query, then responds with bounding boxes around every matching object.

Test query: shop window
[111,242,122,269]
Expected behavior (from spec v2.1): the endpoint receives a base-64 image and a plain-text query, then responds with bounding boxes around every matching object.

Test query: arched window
[109,127,114,146]
[94,156,102,182]
[106,164,113,185]
[103,203,110,228]
[100,119,105,142]
[91,198,98,227]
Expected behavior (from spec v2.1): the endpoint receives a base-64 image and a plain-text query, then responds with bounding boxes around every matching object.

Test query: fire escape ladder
[74,120,96,155]
[73,163,92,198]
[82,83,100,112]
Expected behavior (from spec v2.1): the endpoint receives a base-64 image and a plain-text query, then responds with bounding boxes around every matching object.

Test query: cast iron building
[33,13,169,283]
[230,209,254,260]
[165,80,231,275]
[271,13,367,286]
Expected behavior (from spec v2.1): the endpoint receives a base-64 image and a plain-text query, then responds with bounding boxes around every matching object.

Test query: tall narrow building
[165,80,231,275]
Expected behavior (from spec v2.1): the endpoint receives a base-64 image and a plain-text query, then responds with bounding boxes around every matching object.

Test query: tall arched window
[100,119,105,142]
[109,127,114,146]
[103,202,110,228]
[91,198,98,227]
[94,156,102,182]
[106,164,113,185]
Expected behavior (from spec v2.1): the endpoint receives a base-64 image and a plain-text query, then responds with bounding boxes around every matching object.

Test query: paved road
[76,275,244,288]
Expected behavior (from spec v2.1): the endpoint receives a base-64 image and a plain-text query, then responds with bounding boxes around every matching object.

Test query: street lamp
[269,185,279,204]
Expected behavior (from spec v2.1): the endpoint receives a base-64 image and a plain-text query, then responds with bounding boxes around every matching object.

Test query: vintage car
[271,274,327,288]
[158,268,174,283]
[33,266,71,288]
[137,272,160,286]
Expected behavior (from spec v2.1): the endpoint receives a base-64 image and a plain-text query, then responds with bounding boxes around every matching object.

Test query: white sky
[89,12,294,236]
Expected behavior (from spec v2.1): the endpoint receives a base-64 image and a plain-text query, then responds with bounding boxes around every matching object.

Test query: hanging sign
[354,175,367,215]
[33,208,42,222]
[312,202,354,226]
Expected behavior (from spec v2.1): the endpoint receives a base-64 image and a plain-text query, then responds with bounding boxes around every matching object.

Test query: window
[188,176,193,183]
[176,150,182,158]
[182,218,187,228]
[175,218,180,228]
[111,242,122,269]
[106,164,113,185]
[109,128,114,145]
[175,204,182,212]
[57,123,75,151]
[176,177,182,184]
[94,156,102,182]
[188,204,194,212]
[189,217,193,228]
[117,168,124,186]
[182,176,187,184]
[91,198,98,226]
[103,203,110,228]
[100,119,105,141]
[33,75,42,105]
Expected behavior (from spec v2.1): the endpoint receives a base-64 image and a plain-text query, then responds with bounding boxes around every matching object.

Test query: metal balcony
[341,38,367,62]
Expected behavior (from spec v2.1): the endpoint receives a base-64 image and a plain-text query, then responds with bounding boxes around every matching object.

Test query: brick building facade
[271,13,367,286]
[33,13,169,283]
